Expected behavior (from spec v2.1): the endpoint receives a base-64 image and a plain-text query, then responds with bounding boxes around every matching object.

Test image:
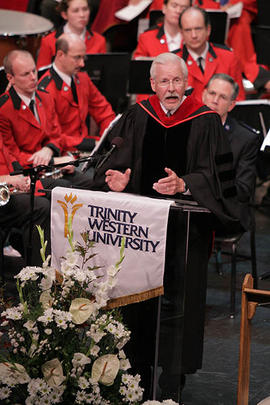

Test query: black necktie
[166,110,172,117]
[197,56,204,74]
[71,77,78,104]
[29,99,35,115]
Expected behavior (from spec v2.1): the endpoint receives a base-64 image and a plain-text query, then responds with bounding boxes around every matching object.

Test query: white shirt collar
[16,91,40,122]
[187,42,209,64]
[164,28,182,52]
[16,91,35,107]
[53,62,72,87]
[64,23,86,42]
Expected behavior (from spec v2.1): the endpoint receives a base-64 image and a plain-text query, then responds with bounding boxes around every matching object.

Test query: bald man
[133,0,191,59]
[0,49,93,191]
[179,6,245,101]
[38,34,115,154]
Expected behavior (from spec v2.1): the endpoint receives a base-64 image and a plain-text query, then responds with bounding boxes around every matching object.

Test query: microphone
[95,137,123,171]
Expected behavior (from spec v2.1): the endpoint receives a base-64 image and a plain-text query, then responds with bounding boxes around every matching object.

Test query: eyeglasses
[156,78,184,87]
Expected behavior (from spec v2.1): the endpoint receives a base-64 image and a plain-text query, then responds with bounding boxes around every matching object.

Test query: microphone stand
[10,164,48,265]
[9,154,101,265]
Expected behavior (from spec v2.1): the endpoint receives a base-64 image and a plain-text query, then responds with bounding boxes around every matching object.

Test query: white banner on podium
[51,188,172,307]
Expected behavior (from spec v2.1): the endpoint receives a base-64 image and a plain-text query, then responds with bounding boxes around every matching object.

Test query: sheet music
[115,0,153,22]
[88,114,122,157]
[235,100,270,106]
[206,3,243,19]
[226,2,243,19]
[260,129,270,151]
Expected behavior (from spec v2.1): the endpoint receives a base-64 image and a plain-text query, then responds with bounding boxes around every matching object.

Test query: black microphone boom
[95,137,123,171]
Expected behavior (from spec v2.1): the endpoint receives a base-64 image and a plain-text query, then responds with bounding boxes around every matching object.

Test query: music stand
[128,59,153,94]
[229,100,270,136]
[83,53,130,113]
[229,100,270,181]
[255,0,270,65]
[255,26,270,66]
[207,10,229,44]
[149,9,229,44]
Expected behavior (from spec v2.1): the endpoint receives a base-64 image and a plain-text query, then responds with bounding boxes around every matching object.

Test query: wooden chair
[237,274,270,405]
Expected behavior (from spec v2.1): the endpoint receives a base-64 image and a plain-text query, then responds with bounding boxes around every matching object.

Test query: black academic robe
[93,94,243,232]
[92,94,243,397]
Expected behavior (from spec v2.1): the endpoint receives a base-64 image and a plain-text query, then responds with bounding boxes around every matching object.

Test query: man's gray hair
[206,73,239,100]
[150,52,188,80]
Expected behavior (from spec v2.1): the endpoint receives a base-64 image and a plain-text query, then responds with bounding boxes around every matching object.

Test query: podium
[51,188,211,401]
[152,199,211,400]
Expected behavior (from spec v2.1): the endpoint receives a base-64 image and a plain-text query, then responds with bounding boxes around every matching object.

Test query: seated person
[202,73,261,230]
[194,0,270,93]
[178,6,246,101]
[133,0,191,102]
[133,0,191,59]
[92,52,244,401]
[37,0,106,71]
[0,134,51,267]
[0,50,92,190]
[38,34,116,153]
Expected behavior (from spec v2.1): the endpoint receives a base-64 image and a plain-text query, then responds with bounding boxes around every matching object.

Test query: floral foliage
[0,227,144,404]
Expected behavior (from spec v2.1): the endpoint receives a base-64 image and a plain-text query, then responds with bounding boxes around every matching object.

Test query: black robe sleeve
[182,112,244,232]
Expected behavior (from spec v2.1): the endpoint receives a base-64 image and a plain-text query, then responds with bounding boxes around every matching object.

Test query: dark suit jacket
[224,115,261,229]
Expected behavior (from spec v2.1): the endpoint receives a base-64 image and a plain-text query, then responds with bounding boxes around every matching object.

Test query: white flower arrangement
[0,226,146,404]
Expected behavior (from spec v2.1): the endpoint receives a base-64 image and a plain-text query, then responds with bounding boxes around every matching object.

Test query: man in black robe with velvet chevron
[92,53,244,403]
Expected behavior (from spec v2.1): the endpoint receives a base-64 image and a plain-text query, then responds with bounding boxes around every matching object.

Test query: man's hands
[28,149,76,173]
[153,168,186,195]
[264,80,270,93]
[54,155,75,174]
[104,167,186,194]
[6,175,30,192]
[28,146,53,166]
[105,169,131,192]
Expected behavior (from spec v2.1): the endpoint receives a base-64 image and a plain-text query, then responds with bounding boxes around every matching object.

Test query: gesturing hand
[152,167,186,195]
[105,168,131,192]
